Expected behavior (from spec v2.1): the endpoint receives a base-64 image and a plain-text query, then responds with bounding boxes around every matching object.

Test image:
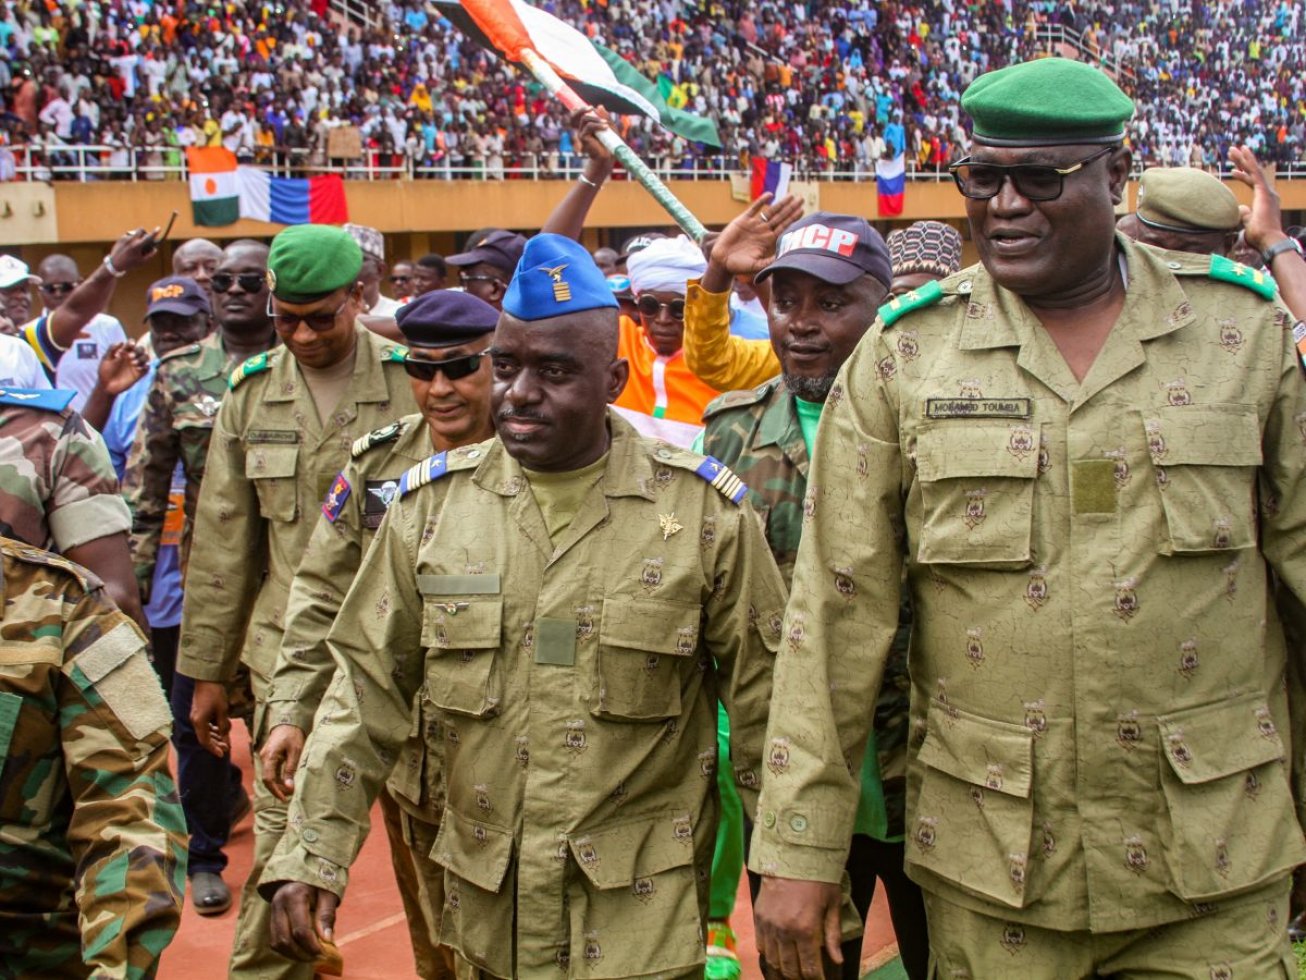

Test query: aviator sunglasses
[403,351,485,382]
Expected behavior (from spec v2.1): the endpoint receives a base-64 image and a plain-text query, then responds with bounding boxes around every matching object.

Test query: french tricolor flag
[875,152,906,216]
[751,158,793,201]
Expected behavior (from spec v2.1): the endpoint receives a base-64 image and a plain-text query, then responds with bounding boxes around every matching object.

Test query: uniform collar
[754,379,811,476]
[263,326,394,404]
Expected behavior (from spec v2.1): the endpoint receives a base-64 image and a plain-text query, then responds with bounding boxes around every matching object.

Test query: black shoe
[229,786,252,832]
[191,872,232,916]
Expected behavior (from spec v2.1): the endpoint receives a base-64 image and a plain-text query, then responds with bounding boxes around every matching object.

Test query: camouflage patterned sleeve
[46,411,131,552]
[122,366,182,598]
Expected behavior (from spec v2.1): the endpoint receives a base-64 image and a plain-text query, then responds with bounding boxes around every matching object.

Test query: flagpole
[518,48,708,242]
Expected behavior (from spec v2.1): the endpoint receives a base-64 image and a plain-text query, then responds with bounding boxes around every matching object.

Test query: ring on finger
[759,210,770,223]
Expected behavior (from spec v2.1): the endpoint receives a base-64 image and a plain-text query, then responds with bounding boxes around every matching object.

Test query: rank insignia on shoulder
[399,452,448,497]
[322,472,352,523]
[383,344,409,363]
[878,279,944,327]
[0,387,75,413]
[1207,254,1277,301]
[694,455,748,505]
[352,420,404,458]
[229,351,273,389]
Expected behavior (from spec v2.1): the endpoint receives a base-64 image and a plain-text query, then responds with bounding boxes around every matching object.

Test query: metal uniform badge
[544,263,571,302]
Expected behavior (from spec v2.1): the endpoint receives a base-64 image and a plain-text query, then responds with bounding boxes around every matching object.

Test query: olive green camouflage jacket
[703,376,912,839]
[0,537,186,977]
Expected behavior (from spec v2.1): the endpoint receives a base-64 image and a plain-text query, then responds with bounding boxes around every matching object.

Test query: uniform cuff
[258,843,350,902]
[747,808,851,885]
[49,496,131,550]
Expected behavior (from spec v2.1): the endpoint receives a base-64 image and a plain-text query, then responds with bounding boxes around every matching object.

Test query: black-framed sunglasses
[39,281,78,296]
[948,145,1117,202]
[636,295,686,320]
[403,352,484,382]
[266,296,350,333]
[212,273,266,294]
[389,274,412,284]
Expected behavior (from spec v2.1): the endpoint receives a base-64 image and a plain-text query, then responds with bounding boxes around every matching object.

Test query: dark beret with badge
[396,290,499,349]
[962,58,1135,147]
[266,225,364,303]
[502,234,619,322]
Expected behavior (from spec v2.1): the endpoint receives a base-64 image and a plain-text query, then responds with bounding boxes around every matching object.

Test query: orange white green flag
[186,147,240,226]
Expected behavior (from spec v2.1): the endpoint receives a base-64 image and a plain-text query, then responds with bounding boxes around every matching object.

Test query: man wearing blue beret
[174,224,415,980]
[259,289,500,979]
[753,57,1306,977]
[261,233,789,979]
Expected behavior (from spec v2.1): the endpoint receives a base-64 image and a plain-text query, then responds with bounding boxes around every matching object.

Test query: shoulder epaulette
[1,538,95,588]
[702,378,779,419]
[158,341,202,364]
[654,444,748,504]
[228,350,275,389]
[351,419,405,458]
[877,279,945,327]
[1205,253,1277,301]
[0,387,75,413]
[397,443,485,498]
[382,343,409,364]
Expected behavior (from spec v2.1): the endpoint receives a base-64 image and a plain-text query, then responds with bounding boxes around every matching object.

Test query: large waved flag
[750,158,792,201]
[186,148,348,226]
[187,148,240,226]
[436,0,721,147]
[875,152,906,216]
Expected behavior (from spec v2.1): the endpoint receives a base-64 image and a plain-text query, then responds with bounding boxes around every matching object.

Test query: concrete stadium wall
[2,176,1301,332]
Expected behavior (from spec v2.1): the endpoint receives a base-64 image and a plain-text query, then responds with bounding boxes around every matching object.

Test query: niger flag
[187,147,240,226]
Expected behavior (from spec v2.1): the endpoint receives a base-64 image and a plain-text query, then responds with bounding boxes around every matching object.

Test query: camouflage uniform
[0,537,187,978]
[122,332,263,596]
[261,417,788,978]
[751,241,1306,975]
[0,398,130,551]
[175,327,410,979]
[266,413,450,978]
[703,377,911,839]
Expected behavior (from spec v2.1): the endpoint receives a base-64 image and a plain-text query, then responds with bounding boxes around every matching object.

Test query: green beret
[267,225,363,303]
[962,58,1134,147]
[1137,167,1241,233]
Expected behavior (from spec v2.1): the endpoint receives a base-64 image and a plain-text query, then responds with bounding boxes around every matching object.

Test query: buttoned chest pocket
[421,575,504,719]
[914,420,1039,568]
[594,595,702,722]
[1142,405,1261,554]
[245,444,299,522]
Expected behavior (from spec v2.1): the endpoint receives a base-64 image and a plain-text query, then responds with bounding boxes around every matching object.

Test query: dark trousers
[151,626,244,876]
[750,832,929,980]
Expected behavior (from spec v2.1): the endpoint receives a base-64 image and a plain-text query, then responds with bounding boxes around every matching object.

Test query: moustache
[497,409,549,423]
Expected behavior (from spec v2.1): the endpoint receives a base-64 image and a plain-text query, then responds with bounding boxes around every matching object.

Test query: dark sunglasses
[389,274,412,284]
[39,282,77,296]
[211,273,266,294]
[403,352,484,382]
[266,296,349,333]
[948,145,1116,202]
[636,295,686,320]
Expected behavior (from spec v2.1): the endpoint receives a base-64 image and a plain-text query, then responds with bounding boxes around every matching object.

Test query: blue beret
[396,290,499,348]
[502,233,618,322]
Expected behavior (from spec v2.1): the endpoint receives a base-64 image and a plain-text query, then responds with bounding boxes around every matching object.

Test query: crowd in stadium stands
[0,0,1303,182]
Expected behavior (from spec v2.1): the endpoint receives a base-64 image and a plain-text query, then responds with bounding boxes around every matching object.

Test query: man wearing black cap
[175,225,413,980]
[444,229,526,310]
[695,197,927,979]
[260,234,787,980]
[753,57,1306,978]
[258,290,500,980]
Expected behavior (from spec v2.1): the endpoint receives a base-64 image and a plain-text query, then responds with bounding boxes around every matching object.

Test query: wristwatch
[1261,236,1304,267]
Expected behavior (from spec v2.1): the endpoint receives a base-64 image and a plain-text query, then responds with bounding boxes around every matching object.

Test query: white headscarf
[626,235,707,296]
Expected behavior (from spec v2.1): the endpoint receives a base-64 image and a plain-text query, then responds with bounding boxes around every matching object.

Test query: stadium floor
[159,725,903,979]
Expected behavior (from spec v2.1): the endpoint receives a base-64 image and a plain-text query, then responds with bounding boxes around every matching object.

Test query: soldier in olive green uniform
[753,59,1306,979]
[176,225,413,980]
[262,235,788,978]
[0,536,187,978]
[698,209,927,979]
[260,290,501,979]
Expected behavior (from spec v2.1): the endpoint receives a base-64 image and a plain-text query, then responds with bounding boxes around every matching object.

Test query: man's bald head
[35,253,81,311]
[173,238,224,297]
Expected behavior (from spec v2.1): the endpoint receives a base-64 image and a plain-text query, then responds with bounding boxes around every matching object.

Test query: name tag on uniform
[535,617,576,666]
[925,397,1033,419]
[247,429,300,444]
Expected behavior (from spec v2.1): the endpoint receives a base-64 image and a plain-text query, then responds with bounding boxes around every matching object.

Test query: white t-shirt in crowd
[52,314,128,411]
[0,333,53,390]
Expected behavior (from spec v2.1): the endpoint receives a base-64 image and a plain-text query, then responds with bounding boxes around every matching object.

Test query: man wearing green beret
[753,57,1306,978]
[176,223,413,980]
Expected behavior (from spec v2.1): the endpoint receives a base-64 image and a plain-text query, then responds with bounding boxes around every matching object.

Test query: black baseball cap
[445,230,527,277]
[396,289,499,348]
[145,276,211,317]
[756,212,892,288]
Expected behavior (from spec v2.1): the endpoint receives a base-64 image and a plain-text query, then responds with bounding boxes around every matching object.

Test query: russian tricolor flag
[238,169,349,225]
[751,158,793,201]
[875,153,906,216]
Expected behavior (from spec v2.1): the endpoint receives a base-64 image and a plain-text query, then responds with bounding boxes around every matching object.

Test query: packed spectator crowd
[1,0,1304,183]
